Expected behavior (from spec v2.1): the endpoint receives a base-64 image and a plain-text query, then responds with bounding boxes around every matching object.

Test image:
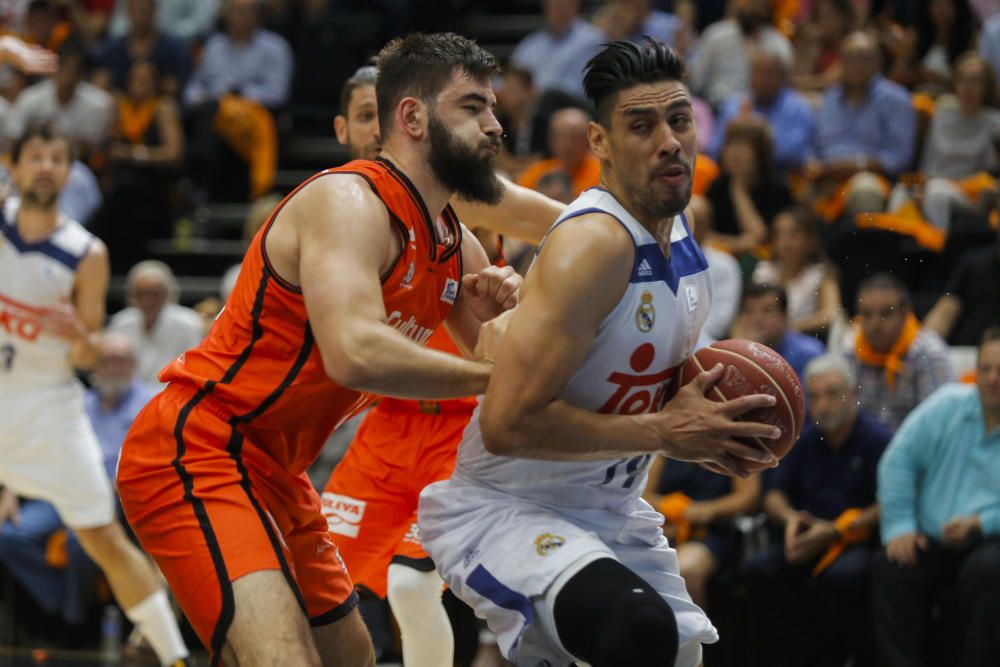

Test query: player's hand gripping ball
[679,339,805,472]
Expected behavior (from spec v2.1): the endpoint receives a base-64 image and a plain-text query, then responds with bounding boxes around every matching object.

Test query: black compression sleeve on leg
[552,557,679,667]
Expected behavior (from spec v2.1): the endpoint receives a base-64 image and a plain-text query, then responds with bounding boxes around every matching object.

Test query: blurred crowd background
[1,0,1000,666]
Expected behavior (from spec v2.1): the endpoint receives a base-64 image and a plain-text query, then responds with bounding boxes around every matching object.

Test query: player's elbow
[480,403,530,456]
[323,354,374,390]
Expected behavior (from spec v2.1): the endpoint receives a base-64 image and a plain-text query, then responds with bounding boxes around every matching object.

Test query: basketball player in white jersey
[418,40,783,667]
[0,123,191,667]
[331,65,564,667]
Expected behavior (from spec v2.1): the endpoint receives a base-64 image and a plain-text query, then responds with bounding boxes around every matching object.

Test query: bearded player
[322,64,563,667]
[117,33,520,666]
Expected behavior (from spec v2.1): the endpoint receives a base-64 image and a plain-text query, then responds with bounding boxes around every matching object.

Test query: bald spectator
[93,0,193,96]
[708,48,815,172]
[108,260,204,385]
[843,273,955,430]
[517,107,600,197]
[806,32,916,219]
[4,37,113,159]
[746,354,889,667]
[689,0,793,108]
[509,0,605,99]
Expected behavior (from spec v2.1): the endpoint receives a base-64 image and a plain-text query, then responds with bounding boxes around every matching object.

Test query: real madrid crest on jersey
[636,291,655,332]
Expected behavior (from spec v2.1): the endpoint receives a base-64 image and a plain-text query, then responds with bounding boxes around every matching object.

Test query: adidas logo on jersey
[637,259,653,277]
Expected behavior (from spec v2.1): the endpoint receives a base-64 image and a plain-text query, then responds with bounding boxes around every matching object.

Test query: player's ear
[588,120,609,161]
[397,97,427,141]
[333,115,348,144]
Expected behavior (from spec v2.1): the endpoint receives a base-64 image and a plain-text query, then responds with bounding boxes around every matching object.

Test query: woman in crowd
[752,205,843,337]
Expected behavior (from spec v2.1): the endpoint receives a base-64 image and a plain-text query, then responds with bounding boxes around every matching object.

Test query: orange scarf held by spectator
[812,507,871,576]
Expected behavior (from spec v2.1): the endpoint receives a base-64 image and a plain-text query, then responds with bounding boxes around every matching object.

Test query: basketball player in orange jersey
[326,65,564,667]
[116,33,521,667]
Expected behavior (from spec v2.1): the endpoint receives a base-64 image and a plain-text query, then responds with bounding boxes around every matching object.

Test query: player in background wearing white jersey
[330,65,564,667]
[419,40,783,667]
[0,123,191,667]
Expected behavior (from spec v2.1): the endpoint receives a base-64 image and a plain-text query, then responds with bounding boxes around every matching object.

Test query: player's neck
[378,148,452,228]
[16,203,60,243]
[598,174,673,254]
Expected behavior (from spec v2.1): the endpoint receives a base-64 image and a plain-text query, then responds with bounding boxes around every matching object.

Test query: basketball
[679,339,806,471]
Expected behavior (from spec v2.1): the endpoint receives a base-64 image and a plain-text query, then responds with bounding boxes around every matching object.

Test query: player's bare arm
[273,174,493,399]
[451,176,565,243]
[480,212,779,475]
[40,239,108,371]
[443,223,520,357]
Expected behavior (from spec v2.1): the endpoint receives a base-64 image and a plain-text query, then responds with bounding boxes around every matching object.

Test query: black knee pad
[553,558,678,667]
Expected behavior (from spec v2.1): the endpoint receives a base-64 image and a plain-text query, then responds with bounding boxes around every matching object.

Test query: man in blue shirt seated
[707,48,815,173]
[736,283,825,383]
[0,332,157,626]
[872,327,1000,667]
[743,354,891,667]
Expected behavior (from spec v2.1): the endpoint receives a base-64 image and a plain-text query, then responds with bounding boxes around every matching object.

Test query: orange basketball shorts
[321,401,473,598]
[117,384,357,657]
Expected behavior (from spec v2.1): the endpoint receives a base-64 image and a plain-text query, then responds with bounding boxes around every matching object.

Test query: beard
[427,114,505,205]
[21,186,59,209]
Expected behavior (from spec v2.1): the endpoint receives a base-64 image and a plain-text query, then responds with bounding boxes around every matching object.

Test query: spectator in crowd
[913,53,1000,233]
[98,59,183,262]
[17,0,73,52]
[745,354,890,667]
[888,0,974,94]
[925,222,1000,345]
[806,31,916,220]
[533,169,574,205]
[843,273,955,430]
[183,0,292,200]
[92,0,193,96]
[591,0,691,52]
[689,0,793,108]
[644,455,760,611]
[59,159,103,225]
[690,194,741,340]
[517,106,600,197]
[706,117,792,256]
[790,0,856,93]
[734,283,825,382]
[708,47,815,172]
[873,327,1000,667]
[494,65,543,163]
[978,8,1000,81]
[509,0,604,99]
[182,0,291,110]
[0,333,157,627]
[108,259,204,386]
[752,206,843,337]
[108,0,220,42]
[4,37,114,160]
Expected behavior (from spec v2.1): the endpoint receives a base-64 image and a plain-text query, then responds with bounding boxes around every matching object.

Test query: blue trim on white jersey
[536,206,639,277]
[0,217,84,271]
[466,564,534,627]
[631,235,709,293]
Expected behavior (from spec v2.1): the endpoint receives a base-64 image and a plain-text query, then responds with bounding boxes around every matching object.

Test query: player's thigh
[285,483,363,624]
[222,570,321,667]
[0,400,116,531]
[311,607,376,667]
[321,460,415,597]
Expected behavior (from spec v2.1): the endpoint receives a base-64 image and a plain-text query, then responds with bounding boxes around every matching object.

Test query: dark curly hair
[583,38,687,125]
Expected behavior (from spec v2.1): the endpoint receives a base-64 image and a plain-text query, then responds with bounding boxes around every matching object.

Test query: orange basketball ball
[679,339,806,472]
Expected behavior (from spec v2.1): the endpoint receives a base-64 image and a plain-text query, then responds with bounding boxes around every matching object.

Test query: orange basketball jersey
[159,158,465,474]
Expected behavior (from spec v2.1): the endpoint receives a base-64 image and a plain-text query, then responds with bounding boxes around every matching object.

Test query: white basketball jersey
[454,187,713,511]
[0,198,95,388]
